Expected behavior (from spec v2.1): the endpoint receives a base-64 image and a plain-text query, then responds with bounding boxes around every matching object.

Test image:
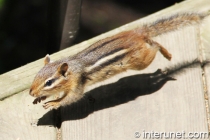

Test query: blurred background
[0,0,183,74]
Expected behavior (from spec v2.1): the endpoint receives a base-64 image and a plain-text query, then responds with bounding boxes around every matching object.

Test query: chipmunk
[29,12,208,109]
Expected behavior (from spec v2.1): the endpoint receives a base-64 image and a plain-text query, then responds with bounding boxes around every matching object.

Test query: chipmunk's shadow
[37,69,175,128]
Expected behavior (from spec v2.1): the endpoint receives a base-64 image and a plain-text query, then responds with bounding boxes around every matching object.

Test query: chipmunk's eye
[44,79,55,87]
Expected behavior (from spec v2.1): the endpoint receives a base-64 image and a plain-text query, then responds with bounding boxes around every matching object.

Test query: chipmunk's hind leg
[127,37,171,71]
[145,38,172,60]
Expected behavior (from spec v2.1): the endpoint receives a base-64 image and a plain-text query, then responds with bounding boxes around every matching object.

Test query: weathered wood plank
[201,9,210,131]
[0,90,56,140]
[204,66,210,131]
[61,68,207,140]
[60,0,210,139]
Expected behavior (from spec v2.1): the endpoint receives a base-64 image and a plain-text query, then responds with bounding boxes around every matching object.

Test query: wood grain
[0,90,56,140]
[201,10,210,132]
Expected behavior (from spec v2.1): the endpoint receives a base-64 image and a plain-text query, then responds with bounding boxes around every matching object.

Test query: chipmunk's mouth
[33,96,47,104]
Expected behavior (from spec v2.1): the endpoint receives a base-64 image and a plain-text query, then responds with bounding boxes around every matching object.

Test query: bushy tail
[140,12,209,37]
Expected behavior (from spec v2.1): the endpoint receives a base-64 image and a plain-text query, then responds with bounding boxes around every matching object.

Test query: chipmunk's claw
[43,101,60,109]
[33,96,46,104]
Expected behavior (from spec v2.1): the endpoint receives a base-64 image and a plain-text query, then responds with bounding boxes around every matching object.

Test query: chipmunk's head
[29,54,71,104]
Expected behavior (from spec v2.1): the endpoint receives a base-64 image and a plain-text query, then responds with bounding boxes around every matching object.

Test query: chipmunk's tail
[139,12,209,37]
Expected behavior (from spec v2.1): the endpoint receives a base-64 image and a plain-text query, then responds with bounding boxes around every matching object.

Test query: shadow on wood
[37,69,175,128]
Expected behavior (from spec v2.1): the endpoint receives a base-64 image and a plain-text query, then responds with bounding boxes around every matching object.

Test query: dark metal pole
[60,0,82,50]
[47,0,82,53]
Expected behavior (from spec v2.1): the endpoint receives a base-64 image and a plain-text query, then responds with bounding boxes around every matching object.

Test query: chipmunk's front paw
[43,101,60,109]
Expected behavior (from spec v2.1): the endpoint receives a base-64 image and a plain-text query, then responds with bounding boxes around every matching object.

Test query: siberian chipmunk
[29,13,208,109]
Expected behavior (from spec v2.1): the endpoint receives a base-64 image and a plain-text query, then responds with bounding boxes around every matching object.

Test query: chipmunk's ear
[44,54,51,65]
[58,63,68,77]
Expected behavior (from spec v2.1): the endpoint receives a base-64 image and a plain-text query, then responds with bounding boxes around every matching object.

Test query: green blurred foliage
[0,0,5,9]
